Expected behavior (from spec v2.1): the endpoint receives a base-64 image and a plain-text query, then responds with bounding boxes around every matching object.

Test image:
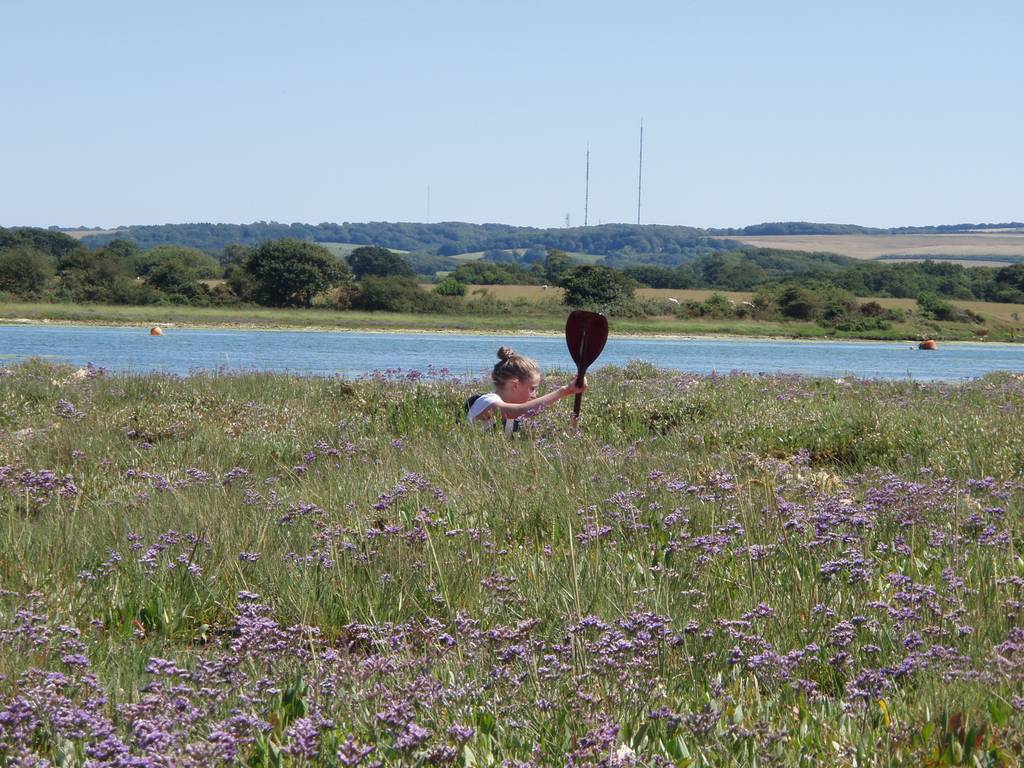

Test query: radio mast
[584,144,590,227]
[636,120,643,226]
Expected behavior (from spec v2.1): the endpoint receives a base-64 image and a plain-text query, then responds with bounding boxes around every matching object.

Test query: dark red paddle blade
[565,310,609,417]
[566,310,609,370]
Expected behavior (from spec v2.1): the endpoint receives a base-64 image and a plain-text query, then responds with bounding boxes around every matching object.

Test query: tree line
[74,219,1024,259]
[3,228,1023,322]
[0,229,625,313]
[76,221,738,262]
[457,247,1024,305]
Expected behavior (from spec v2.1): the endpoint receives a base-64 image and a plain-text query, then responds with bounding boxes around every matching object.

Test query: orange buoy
[150,326,163,336]
[918,339,937,350]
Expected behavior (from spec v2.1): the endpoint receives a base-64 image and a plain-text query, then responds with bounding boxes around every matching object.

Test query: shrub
[352,276,447,313]
[699,292,736,318]
[776,285,820,320]
[0,245,53,298]
[916,291,957,321]
[146,258,204,300]
[135,246,220,280]
[435,278,468,297]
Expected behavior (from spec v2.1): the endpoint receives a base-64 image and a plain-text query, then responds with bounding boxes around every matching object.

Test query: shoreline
[2,314,1021,346]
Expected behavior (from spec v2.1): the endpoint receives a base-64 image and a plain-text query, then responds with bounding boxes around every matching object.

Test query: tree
[623,264,696,289]
[994,264,1024,295]
[435,277,467,296]
[697,252,767,290]
[222,244,257,301]
[57,247,137,303]
[347,246,414,280]
[244,239,350,307]
[221,244,254,269]
[916,291,956,321]
[103,239,142,264]
[521,247,547,264]
[544,249,573,285]
[482,249,517,263]
[451,261,540,285]
[0,227,82,260]
[351,276,443,313]
[126,246,220,302]
[776,285,820,320]
[147,258,203,300]
[561,265,635,307]
[135,245,220,279]
[437,243,463,257]
[404,251,458,277]
[0,245,53,297]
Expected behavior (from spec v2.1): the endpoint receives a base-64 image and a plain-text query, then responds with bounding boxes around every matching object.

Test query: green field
[449,249,526,262]
[2,362,1023,764]
[449,250,603,264]
[4,296,1024,342]
[319,242,409,257]
[468,286,756,303]
[728,233,1024,263]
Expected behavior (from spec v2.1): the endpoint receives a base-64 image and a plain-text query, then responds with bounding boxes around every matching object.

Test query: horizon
[2,1,1022,230]
[28,217,1024,234]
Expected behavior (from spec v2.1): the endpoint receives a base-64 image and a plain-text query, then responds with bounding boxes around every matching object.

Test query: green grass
[319,242,409,257]
[1,362,1023,764]
[565,251,605,264]
[448,250,602,264]
[0,300,573,333]
[4,300,1022,342]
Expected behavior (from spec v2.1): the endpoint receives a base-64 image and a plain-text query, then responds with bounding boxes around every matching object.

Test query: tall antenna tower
[426,184,431,224]
[584,144,590,227]
[636,119,644,226]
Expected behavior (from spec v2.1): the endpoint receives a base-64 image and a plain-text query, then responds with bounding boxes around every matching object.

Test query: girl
[467,346,586,435]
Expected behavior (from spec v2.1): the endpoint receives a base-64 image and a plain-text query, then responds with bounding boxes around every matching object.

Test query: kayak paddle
[565,310,609,421]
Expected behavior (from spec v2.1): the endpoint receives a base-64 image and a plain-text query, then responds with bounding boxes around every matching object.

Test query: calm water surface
[2,324,1023,381]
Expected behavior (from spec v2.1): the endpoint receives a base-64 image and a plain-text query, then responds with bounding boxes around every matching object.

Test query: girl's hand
[563,377,588,396]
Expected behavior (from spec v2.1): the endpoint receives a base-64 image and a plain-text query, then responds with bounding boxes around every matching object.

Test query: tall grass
[1,361,1022,765]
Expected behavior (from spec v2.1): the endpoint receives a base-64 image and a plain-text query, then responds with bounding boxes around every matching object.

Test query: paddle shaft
[573,369,585,416]
[572,332,589,417]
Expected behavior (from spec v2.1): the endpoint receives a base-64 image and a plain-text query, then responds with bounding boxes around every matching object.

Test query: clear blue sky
[2,0,1021,230]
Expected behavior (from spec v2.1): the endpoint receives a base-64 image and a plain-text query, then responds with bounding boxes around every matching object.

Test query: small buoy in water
[150,326,163,336]
[918,339,937,350]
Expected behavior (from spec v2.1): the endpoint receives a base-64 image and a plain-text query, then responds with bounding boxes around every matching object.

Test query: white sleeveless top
[467,392,517,436]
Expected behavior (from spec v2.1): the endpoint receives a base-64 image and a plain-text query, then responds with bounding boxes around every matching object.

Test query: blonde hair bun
[491,345,540,386]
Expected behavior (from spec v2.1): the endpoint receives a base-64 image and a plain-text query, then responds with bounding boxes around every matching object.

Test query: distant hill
[76,221,741,267]
[705,221,1024,236]
[63,219,1024,269]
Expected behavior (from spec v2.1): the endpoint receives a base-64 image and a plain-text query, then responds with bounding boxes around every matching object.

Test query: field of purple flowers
[1,358,1023,766]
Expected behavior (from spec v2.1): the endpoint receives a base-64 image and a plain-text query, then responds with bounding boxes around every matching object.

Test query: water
[1,324,1022,381]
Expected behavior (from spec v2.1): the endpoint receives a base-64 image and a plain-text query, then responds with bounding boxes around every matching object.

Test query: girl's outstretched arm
[496,379,587,418]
